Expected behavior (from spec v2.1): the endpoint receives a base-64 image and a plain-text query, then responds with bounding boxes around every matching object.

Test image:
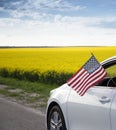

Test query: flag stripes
[76,66,103,92]
[67,55,107,96]
[79,69,106,96]
[67,68,84,85]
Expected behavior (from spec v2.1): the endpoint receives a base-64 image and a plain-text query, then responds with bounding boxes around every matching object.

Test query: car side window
[97,65,116,87]
[106,65,116,87]
[106,65,116,78]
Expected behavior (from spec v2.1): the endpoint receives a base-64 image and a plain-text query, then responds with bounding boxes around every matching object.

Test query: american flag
[67,55,107,96]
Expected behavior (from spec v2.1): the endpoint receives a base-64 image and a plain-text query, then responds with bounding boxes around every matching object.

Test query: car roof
[101,56,116,69]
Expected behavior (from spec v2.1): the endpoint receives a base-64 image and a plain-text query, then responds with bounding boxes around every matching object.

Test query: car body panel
[67,86,114,130]
[46,56,116,130]
[110,89,116,130]
[46,84,71,129]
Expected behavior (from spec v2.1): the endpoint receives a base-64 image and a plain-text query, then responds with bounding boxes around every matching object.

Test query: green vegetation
[0,76,57,97]
[0,76,58,109]
[0,47,115,85]
[0,46,115,110]
[106,65,116,77]
[0,68,72,85]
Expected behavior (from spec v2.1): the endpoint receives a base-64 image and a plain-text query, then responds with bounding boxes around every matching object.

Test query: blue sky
[0,0,116,46]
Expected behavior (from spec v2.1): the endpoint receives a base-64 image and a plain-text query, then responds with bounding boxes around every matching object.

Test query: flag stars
[84,56,100,74]
[67,55,106,96]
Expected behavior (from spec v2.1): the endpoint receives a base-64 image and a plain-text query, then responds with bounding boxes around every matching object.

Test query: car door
[67,62,116,130]
[111,89,116,130]
[67,86,113,130]
[109,77,116,130]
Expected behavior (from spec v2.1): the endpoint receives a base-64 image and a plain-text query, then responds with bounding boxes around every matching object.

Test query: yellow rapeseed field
[0,47,115,73]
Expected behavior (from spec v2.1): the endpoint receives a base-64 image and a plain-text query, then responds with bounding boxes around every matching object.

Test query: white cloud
[0,7,5,11]
[24,0,85,11]
[3,0,85,19]
[1,0,116,46]
[0,15,116,46]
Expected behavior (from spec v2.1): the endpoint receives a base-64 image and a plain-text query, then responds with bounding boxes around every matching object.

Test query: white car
[46,56,116,130]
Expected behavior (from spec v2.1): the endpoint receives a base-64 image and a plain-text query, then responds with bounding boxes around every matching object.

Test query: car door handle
[99,96,111,103]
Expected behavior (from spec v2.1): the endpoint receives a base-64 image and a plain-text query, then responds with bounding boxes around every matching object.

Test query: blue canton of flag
[67,55,107,96]
[83,55,100,74]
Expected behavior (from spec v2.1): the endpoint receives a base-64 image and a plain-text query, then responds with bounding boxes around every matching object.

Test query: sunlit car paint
[46,56,116,130]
